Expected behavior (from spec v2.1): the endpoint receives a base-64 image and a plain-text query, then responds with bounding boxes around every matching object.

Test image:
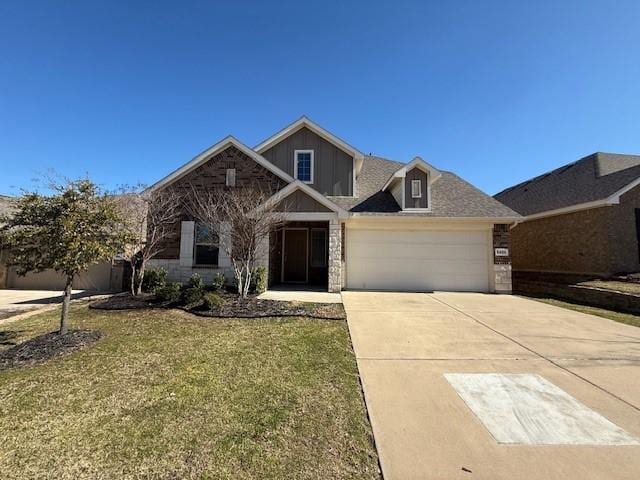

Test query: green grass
[0,306,379,480]
[577,279,640,295]
[529,297,640,328]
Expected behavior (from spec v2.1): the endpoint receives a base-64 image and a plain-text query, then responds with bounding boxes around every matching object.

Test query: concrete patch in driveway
[445,373,639,445]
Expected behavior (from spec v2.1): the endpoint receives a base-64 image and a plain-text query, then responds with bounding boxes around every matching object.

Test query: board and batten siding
[276,189,332,212]
[405,167,428,209]
[261,127,354,196]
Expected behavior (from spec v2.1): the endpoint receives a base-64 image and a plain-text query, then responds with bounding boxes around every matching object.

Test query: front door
[283,228,308,283]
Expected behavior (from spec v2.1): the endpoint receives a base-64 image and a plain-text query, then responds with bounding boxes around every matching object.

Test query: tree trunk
[59,274,74,335]
[129,263,136,296]
[136,260,146,296]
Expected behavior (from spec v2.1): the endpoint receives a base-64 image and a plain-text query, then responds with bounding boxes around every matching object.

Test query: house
[0,194,121,291]
[0,195,13,288]
[494,152,640,278]
[147,117,519,293]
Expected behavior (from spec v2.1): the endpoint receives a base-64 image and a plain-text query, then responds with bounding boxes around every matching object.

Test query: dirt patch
[0,329,102,370]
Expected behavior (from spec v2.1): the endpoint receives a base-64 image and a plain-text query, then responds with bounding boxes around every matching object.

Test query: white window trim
[411,179,422,198]
[310,228,327,268]
[294,149,314,184]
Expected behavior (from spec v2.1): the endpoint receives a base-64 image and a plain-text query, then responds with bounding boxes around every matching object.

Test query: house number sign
[494,248,509,257]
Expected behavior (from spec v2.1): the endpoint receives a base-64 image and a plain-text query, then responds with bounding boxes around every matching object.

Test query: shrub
[182,286,204,307]
[188,272,204,289]
[203,292,224,310]
[155,282,182,304]
[212,272,225,291]
[142,267,167,293]
[252,266,267,294]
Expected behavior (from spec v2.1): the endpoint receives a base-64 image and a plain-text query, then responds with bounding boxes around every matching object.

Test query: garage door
[346,228,490,292]
[7,262,113,291]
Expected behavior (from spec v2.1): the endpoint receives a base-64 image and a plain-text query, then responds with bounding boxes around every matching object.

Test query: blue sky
[1,0,639,196]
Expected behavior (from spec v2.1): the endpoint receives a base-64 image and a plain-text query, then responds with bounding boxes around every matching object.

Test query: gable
[261,127,354,196]
[405,167,428,209]
[275,189,332,212]
[148,136,293,193]
[169,145,287,193]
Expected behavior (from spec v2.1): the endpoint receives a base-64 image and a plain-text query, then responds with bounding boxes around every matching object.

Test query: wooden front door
[282,228,308,283]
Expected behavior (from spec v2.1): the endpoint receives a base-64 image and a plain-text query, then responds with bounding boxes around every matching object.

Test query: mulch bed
[91,292,346,320]
[189,293,346,320]
[0,329,102,370]
[90,292,158,310]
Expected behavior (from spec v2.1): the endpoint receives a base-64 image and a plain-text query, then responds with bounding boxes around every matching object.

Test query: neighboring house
[0,195,13,288]
[0,194,121,291]
[147,117,519,293]
[495,152,640,277]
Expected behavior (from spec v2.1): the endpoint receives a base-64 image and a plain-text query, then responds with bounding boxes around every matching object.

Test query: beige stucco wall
[7,262,113,291]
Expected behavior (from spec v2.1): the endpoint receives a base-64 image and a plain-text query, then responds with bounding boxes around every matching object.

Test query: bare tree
[116,186,182,295]
[186,185,285,299]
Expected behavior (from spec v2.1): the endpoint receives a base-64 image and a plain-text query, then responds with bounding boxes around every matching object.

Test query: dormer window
[411,179,422,198]
[294,150,314,184]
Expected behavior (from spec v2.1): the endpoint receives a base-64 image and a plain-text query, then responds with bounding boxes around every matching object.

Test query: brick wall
[492,224,511,265]
[153,145,287,260]
[510,207,611,275]
[606,184,640,274]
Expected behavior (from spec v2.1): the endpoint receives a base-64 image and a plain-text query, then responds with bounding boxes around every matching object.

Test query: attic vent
[226,168,236,187]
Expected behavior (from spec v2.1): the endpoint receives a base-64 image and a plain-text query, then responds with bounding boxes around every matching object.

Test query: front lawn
[577,279,640,295]
[0,306,379,479]
[529,297,640,328]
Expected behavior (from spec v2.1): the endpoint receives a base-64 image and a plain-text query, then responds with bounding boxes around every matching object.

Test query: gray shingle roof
[329,156,520,218]
[494,152,640,216]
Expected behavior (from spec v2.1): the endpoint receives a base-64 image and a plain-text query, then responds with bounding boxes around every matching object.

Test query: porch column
[328,219,342,293]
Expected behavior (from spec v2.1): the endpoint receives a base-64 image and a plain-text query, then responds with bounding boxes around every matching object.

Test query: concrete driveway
[0,289,88,320]
[343,291,640,480]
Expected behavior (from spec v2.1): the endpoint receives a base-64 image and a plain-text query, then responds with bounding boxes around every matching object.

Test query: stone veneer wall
[328,220,342,292]
[493,224,512,293]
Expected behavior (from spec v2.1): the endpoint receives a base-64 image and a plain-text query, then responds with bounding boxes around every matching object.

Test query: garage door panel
[349,247,488,262]
[346,228,490,292]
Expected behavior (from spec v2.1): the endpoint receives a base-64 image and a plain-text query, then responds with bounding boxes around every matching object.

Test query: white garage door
[346,228,490,292]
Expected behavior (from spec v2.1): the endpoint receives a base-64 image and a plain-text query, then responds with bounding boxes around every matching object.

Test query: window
[310,228,327,267]
[411,179,422,198]
[226,168,236,187]
[194,223,219,266]
[294,150,314,183]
